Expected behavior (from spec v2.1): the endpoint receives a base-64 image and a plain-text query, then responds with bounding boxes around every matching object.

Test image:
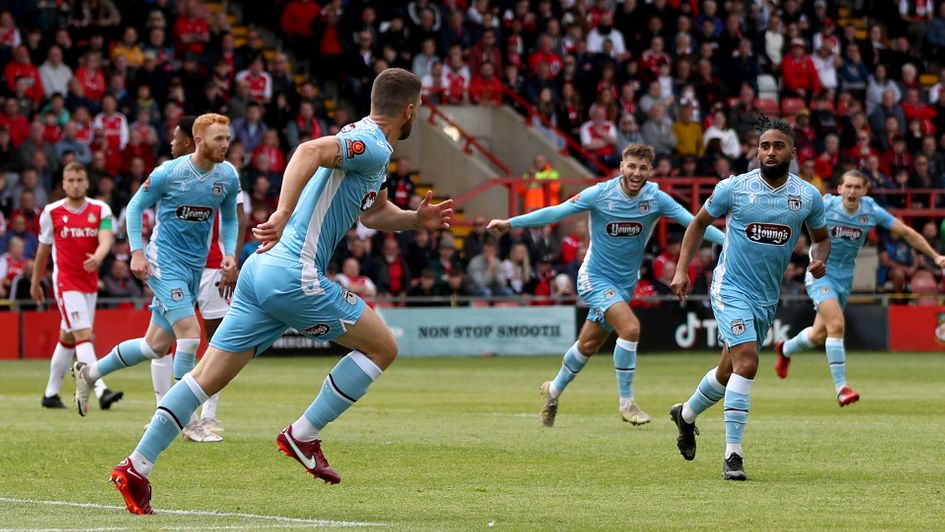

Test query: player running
[71,113,240,423]
[108,68,453,515]
[34,162,123,411]
[775,170,945,405]
[488,144,725,427]
[146,115,248,442]
[669,117,831,481]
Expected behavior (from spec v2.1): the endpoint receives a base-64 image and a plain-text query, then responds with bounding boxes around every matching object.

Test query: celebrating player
[669,117,831,481]
[146,115,248,442]
[488,144,725,427]
[72,114,240,423]
[33,163,123,411]
[775,170,945,405]
[108,68,453,515]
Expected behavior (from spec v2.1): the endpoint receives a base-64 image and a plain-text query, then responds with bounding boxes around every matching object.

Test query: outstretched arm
[361,189,454,232]
[489,186,596,235]
[660,192,725,245]
[891,219,945,268]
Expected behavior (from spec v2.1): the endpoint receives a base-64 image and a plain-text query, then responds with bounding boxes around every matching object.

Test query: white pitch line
[3,526,319,531]
[0,497,385,528]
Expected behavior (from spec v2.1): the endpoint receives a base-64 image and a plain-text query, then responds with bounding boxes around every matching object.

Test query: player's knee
[71,329,92,342]
[809,327,828,345]
[59,330,75,345]
[576,338,598,357]
[615,322,640,342]
[825,319,845,338]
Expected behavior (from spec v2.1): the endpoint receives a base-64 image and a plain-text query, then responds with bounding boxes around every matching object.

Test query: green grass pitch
[1,352,944,529]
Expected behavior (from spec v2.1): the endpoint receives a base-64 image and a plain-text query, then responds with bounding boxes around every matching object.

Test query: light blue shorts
[711,293,776,350]
[578,271,634,333]
[149,267,201,331]
[805,275,850,310]
[210,253,366,356]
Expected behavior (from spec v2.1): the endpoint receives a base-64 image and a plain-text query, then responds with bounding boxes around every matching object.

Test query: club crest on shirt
[821,286,830,295]
[62,215,69,223]
[604,288,616,299]
[360,190,377,211]
[342,289,358,305]
[346,138,366,158]
[638,201,650,214]
[87,212,97,224]
[170,288,184,302]
[859,215,870,224]
[70,311,80,323]
[212,182,225,196]
[788,195,801,211]
[304,323,331,337]
[731,319,746,336]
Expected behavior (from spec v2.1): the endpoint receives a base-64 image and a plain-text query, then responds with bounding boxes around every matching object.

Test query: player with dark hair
[488,143,725,427]
[34,162,123,411]
[669,116,831,480]
[108,68,454,515]
[775,170,945,404]
[72,114,240,423]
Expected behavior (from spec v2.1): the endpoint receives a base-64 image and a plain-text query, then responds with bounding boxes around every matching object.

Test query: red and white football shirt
[205,190,247,269]
[93,111,129,151]
[39,198,113,294]
[235,70,273,102]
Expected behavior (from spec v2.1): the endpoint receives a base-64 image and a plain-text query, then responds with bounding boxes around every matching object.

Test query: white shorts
[197,268,230,320]
[56,291,97,332]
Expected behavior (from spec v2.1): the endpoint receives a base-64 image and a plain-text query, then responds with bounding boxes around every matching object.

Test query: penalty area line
[0,497,386,527]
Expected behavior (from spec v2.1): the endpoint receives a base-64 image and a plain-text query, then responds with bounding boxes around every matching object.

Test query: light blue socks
[613,338,637,403]
[549,343,589,398]
[723,374,753,458]
[825,337,847,391]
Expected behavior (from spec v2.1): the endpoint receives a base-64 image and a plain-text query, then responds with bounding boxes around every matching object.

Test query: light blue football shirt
[819,194,896,287]
[268,116,392,294]
[511,178,725,293]
[127,156,240,273]
[706,170,826,308]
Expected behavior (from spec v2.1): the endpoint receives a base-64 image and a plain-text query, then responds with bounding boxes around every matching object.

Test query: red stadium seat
[780,97,807,117]
[754,98,780,117]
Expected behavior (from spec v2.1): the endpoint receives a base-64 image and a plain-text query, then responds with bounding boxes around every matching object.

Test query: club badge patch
[603,289,616,299]
[731,319,746,336]
[70,311,80,323]
[638,201,650,214]
[171,288,184,302]
[304,323,331,337]
[212,182,224,196]
[346,139,366,158]
[821,286,830,294]
[860,215,870,224]
[343,290,358,305]
[788,195,801,211]
[87,212,97,223]
[360,191,377,211]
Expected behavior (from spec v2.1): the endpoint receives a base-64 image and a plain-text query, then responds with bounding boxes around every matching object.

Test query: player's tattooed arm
[330,138,344,169]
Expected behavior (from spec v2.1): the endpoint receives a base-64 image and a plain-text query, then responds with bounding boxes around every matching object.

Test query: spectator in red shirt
[373,237,411,298]
[528,33,563,78]
[781,38,822,99]
[902,87,937,134]
[467,28,503,77]
[880,135,913,177]
[235,55,273,104]
[0,98,29,147]
[175,0,211,56]
[469,62,504,105]
[252,129,285,174]
[442,45,471,103]
[9,188,43,236]
[75,52,106,102]
[120,129,156,176]
[4,45,43,105]
[281,0,321,41]
[0,235,27,297]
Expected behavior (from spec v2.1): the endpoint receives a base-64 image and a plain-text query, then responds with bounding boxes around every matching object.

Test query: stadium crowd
[0,0,944,307]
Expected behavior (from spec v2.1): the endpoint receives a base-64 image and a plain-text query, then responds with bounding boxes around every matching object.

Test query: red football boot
[276,426,341,484]
[774,341,791,379]
[110,459,153,515]
[837,386,860,407]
